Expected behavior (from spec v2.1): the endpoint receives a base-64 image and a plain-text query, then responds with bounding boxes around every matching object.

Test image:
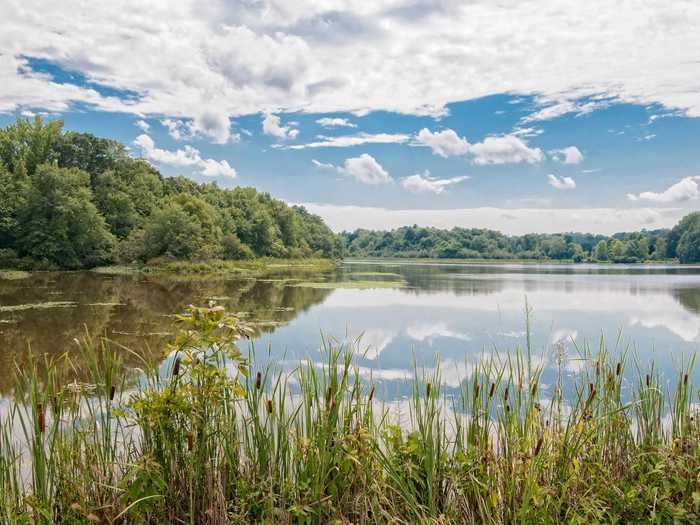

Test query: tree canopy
[0,117,342,269]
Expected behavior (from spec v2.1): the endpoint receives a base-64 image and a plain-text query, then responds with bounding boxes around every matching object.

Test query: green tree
[594,240,609,261]
[677,222,700,263]
[17,165,114,268]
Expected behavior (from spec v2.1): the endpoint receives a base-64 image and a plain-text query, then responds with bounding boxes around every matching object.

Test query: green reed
[0,304,698,524]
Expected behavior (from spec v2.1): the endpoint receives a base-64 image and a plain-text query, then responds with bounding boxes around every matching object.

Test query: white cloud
[416,128,543,165]
[135,119,150,131]
[3,1,700,136]
[469,135,544,165]
[297,202,684,235]
[550,146,583,164]
[313,154,391,185]
[161,114,236,144]
[547,174,576,190]
[339,154,391,185]
[288,132,409,149]
[627,176,700,204]
[134,134,236,178]
[316,117,356,128]
[416,128,470,157]
[262,113,299,140]
[401,170,469,194]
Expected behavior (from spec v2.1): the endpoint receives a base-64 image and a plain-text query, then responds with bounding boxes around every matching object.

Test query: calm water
[2,260,700,397]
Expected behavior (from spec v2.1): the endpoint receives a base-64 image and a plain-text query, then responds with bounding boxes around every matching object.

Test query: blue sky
[1,1,699,233]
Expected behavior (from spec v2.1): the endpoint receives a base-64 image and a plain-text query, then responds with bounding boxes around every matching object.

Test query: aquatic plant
[0,305,698,524]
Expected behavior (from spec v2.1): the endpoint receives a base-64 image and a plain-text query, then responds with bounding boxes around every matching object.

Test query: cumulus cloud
[287,132,409,149]
[550,146,583,164]
[134,134,236,178]
[547,174,576,190]
[627,177,700,204]
[135,119,150,131]
[416,128,543,165]
[312,154,391,185]
[316,117,356,128]
[262,113,299,140]
[3,1,700,137]
[416,128,470,157]
[162,114,237,144]
[401,170,469,194]
[469,135,544,165]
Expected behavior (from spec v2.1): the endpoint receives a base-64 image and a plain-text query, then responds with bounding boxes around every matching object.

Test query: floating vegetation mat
[0,270,30,280]
[0,301,77,312]
[293,280,406,289]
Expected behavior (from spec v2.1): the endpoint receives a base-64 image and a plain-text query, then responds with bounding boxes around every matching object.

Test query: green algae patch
[0,270,30,280]
[293,280,406,290]
[0,301,77,313]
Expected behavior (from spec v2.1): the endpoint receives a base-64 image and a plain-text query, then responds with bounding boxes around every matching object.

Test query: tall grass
[0,304,699,524]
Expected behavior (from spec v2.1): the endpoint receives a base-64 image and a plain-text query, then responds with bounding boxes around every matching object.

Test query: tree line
[0,117,342,270]
[342,215,700,263]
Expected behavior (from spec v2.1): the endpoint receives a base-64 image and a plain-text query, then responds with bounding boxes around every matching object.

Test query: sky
[1,0,700,234]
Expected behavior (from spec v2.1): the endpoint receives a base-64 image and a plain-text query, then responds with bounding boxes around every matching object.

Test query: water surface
[2,260,699,397]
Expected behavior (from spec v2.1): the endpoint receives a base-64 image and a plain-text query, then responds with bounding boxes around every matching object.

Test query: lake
[2,260,700,398]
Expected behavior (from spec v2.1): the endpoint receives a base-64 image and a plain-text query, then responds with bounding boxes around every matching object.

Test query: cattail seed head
[368,384,376,402]
[531,382,537,397]
[588,383,594,394]
[187,432,193,451]
[684,373,689,386]
[503,386,509,402]
[37,403,45,434]
[172,357,181,378]
[534,436,544,457]
[266,399,273,414]
[615,362,621,376]
[325,387,332,405]
[475,384,481,399]
[645,374,650,387]
[505,404,510,413]
[488,382,495,399]
[426,383,432,398]
[109,384,116,401]
[596,362,600,376]
[255,371,262,390]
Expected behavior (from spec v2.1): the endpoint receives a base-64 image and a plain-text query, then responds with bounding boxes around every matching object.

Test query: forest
[342,216,700,263]
[2,116,700,270]
[0,117,342,270]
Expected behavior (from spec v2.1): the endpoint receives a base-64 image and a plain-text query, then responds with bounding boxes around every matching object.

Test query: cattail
[187,432,193,451]
[255,371,262,390]
[596,362,600,376]
[533,436,544,457]
[645,374,650,387]
[588,382,594,394]
[172,357,181,378]
[505,404,510,413]
[488,382,495,399]
[368,384,376,402]
[266,399,273,414]
[587,388,597,404]
[615,362,621,376]
[426,383,432,398]
[503,386,509,402]
[37,403,45,434]
[325,387,332,405]
[531,382,537,397]
[109,384,116,401]
[684,374,689,386]
[475,384,481,399]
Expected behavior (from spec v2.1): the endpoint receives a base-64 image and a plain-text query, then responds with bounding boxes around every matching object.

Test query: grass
[0,305,699,524]
[0,270,31,280]
[93,258,339,277]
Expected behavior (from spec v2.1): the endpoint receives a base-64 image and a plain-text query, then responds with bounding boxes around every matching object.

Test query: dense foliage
[343,220,700,263]
[0,117,342,269]
[1,305,699,524]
